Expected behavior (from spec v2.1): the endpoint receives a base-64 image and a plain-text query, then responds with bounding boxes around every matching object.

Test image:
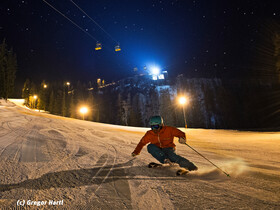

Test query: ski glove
[178,137,187,144]
[131,152,138,157]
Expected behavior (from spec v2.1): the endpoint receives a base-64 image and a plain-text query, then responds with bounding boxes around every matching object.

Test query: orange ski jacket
[132,126,186,155]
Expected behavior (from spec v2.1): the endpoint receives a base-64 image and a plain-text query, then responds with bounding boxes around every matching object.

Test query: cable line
[42,0,98,42]
[69,0,119,44]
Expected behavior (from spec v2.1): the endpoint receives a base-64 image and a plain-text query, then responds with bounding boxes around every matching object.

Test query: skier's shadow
[0,159,183,192]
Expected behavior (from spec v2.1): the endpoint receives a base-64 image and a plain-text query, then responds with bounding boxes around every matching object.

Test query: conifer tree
[0,40,6,98]
[0,39,17,99]
[49,90,55,114]
[22,79,31,105]
[6,48,17,98]
[38,81,48,111]
[62,90,66,116]
[273,33,280,81]
[117,93,127,125]
[28,82,37,108]
[86,91,94,121]
[54,88,63,115]
[159,89,176,126]
[128,94,143,126]
[69,93,76,118]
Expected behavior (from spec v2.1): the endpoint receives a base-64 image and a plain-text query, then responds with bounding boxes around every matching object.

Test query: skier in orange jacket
[132,115,198,171]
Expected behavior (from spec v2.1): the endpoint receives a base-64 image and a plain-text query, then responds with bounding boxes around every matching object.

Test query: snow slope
[0,99,279,209]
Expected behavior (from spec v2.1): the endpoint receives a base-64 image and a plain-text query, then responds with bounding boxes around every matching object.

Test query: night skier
[131,115,198,174]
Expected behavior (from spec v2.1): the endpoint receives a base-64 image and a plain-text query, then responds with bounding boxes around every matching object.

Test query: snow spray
[220,158,248,176]
[184,143,231,177]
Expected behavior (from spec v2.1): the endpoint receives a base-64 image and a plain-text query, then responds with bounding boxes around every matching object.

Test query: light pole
[66,82,70,94]
[80,107,88,120]
[178,96,188,128]
[43,84,47,111]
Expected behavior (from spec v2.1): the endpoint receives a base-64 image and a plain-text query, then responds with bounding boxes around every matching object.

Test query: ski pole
[184,143,230,177]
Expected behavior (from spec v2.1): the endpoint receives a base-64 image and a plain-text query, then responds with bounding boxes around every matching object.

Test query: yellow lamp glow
[80,107,88,114]
[177,95,189,128]
[80,107,88,120]
[179,96,187,105]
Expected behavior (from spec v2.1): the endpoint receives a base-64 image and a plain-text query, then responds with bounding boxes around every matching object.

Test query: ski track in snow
[0,99,279,209]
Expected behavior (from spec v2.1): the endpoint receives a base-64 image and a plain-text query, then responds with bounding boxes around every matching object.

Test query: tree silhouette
[0,39,17,99]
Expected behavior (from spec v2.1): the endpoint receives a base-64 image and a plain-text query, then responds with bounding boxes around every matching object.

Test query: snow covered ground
[0,99,279,209]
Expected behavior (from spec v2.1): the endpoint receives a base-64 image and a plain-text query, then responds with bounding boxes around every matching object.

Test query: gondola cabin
[115,44,121,52]
[95,42,102,51]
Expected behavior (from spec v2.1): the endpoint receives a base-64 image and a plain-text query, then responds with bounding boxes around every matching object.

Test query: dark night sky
[1,0,280,86]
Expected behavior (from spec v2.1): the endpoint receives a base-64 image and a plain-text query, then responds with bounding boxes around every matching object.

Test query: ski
[149,162,189,176]
[148,162,163,168]
[176,168,189,176]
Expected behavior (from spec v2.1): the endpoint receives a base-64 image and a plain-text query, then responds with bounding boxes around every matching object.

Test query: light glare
[151,67,160,75]
[179,96,187,105]
[80,107,88,114]
[158,74,165,80]
[152,75,158,80]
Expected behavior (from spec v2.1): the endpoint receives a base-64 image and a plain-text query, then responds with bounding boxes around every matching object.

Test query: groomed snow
[0,99,279,209]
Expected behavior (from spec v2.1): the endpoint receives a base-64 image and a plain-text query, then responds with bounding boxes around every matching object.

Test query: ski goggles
[151,124,161,130]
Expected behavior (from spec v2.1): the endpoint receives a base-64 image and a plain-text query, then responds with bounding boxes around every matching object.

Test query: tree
[49,90,55,114]
[61,90,66,116]
[128,94,143,126]
[38,80,48,111]
[22,79,31,105]
[117,93,127,125]
[273,33,280,81]
[69,93,76,118]
[0,39,17,99]
[86,91,94,121]
[28,82,37,108]
[0,40,7,99]
[158,89,176,126]
[53,89,63,115]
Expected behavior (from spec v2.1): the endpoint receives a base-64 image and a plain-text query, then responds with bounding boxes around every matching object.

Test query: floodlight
[80,106,88,120]
[151,66,160,75]
[80,107,88,114]
[158,74,165,80]
[179,96,187,105]
[152,75,158,80]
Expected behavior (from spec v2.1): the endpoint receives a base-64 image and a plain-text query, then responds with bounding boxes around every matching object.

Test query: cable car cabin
[95,42,102,51]
[115,45,121,52]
